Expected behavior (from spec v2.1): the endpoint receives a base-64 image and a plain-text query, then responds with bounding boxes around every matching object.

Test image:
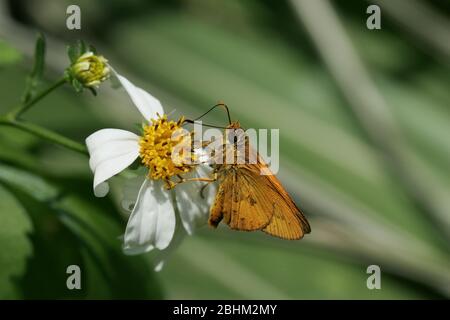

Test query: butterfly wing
[208,132,311,239]
[261,172,311,239]
[244,151,311,240]
[209,167,274,231]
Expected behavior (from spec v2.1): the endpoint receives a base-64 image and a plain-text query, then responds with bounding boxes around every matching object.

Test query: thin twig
[7,78,67,119]
[0,117,88,155]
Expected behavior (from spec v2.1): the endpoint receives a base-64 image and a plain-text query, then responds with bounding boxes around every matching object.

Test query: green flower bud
[70,52,110,88]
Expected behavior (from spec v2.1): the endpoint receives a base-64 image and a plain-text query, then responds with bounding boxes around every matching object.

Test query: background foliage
[0,0,449,299]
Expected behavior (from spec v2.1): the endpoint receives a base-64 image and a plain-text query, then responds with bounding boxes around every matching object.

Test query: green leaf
[78,40,87,55]
[67,44,81,64]
[0,162,162,298]
[55,193,162,299]
[30,34,46,80]
[15,193,85,299]
[0,127,41,170]
[161,232,442,299]
[22,33,46,103]
[0,163,58,202]
[0,184,33,299]
[0,40,22,66]
[67,40,88,64]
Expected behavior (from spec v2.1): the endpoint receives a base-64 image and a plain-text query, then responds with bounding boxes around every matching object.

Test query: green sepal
[71,78,84,93]
[88,87,97,96]
[21,33,46,103]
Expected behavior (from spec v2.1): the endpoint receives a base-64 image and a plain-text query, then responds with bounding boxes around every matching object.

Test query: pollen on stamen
[139,115,194,180]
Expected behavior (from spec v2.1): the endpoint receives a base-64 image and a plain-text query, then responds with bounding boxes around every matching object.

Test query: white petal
[79,52,94,60]
[175,165,216,235]
[153,215,187,272]
[121,175,145,212]
[115,73,164,121]
[86,129,140,197]
[123,179,176,254]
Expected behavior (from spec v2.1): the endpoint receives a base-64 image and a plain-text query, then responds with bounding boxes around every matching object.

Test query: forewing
[228,169,274,231]
[209,168,273,231]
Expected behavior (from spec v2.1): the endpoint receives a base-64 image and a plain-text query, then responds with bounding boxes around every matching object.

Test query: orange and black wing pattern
[209,163,310,239]
[209,168,274,231]
[208,123,310,239]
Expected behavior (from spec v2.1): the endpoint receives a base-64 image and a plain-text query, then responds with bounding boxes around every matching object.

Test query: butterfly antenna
[192,102,232,124]
[183,101,232,128]
[218,102,232,125]
[183,119,227,129]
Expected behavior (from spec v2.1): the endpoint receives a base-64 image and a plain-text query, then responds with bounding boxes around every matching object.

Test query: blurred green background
[0,0,449,299]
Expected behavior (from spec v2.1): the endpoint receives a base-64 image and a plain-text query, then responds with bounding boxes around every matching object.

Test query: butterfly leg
[164,178,176,190]
[199,183,210,199]
[177,172,218,184]
[164,174,217,190]
[178,173,219,199]
[163,175,186,190]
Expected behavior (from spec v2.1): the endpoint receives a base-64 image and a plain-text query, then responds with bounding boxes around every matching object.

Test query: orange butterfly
[190,105,311,240]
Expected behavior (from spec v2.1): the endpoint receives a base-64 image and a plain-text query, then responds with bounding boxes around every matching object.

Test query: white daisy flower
[85,73,214,262]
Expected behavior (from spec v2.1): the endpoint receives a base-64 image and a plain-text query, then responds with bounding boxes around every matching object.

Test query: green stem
[0,76,88,156]
[0,117,88,156]
[7,77,67,119]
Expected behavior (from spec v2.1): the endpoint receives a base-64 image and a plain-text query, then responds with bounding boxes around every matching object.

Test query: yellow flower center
[139,115,193,180]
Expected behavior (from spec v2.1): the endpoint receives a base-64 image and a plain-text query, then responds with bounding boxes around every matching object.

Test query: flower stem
[7,77,67,119]
[0,117,88,155]
[0,76,88,155]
